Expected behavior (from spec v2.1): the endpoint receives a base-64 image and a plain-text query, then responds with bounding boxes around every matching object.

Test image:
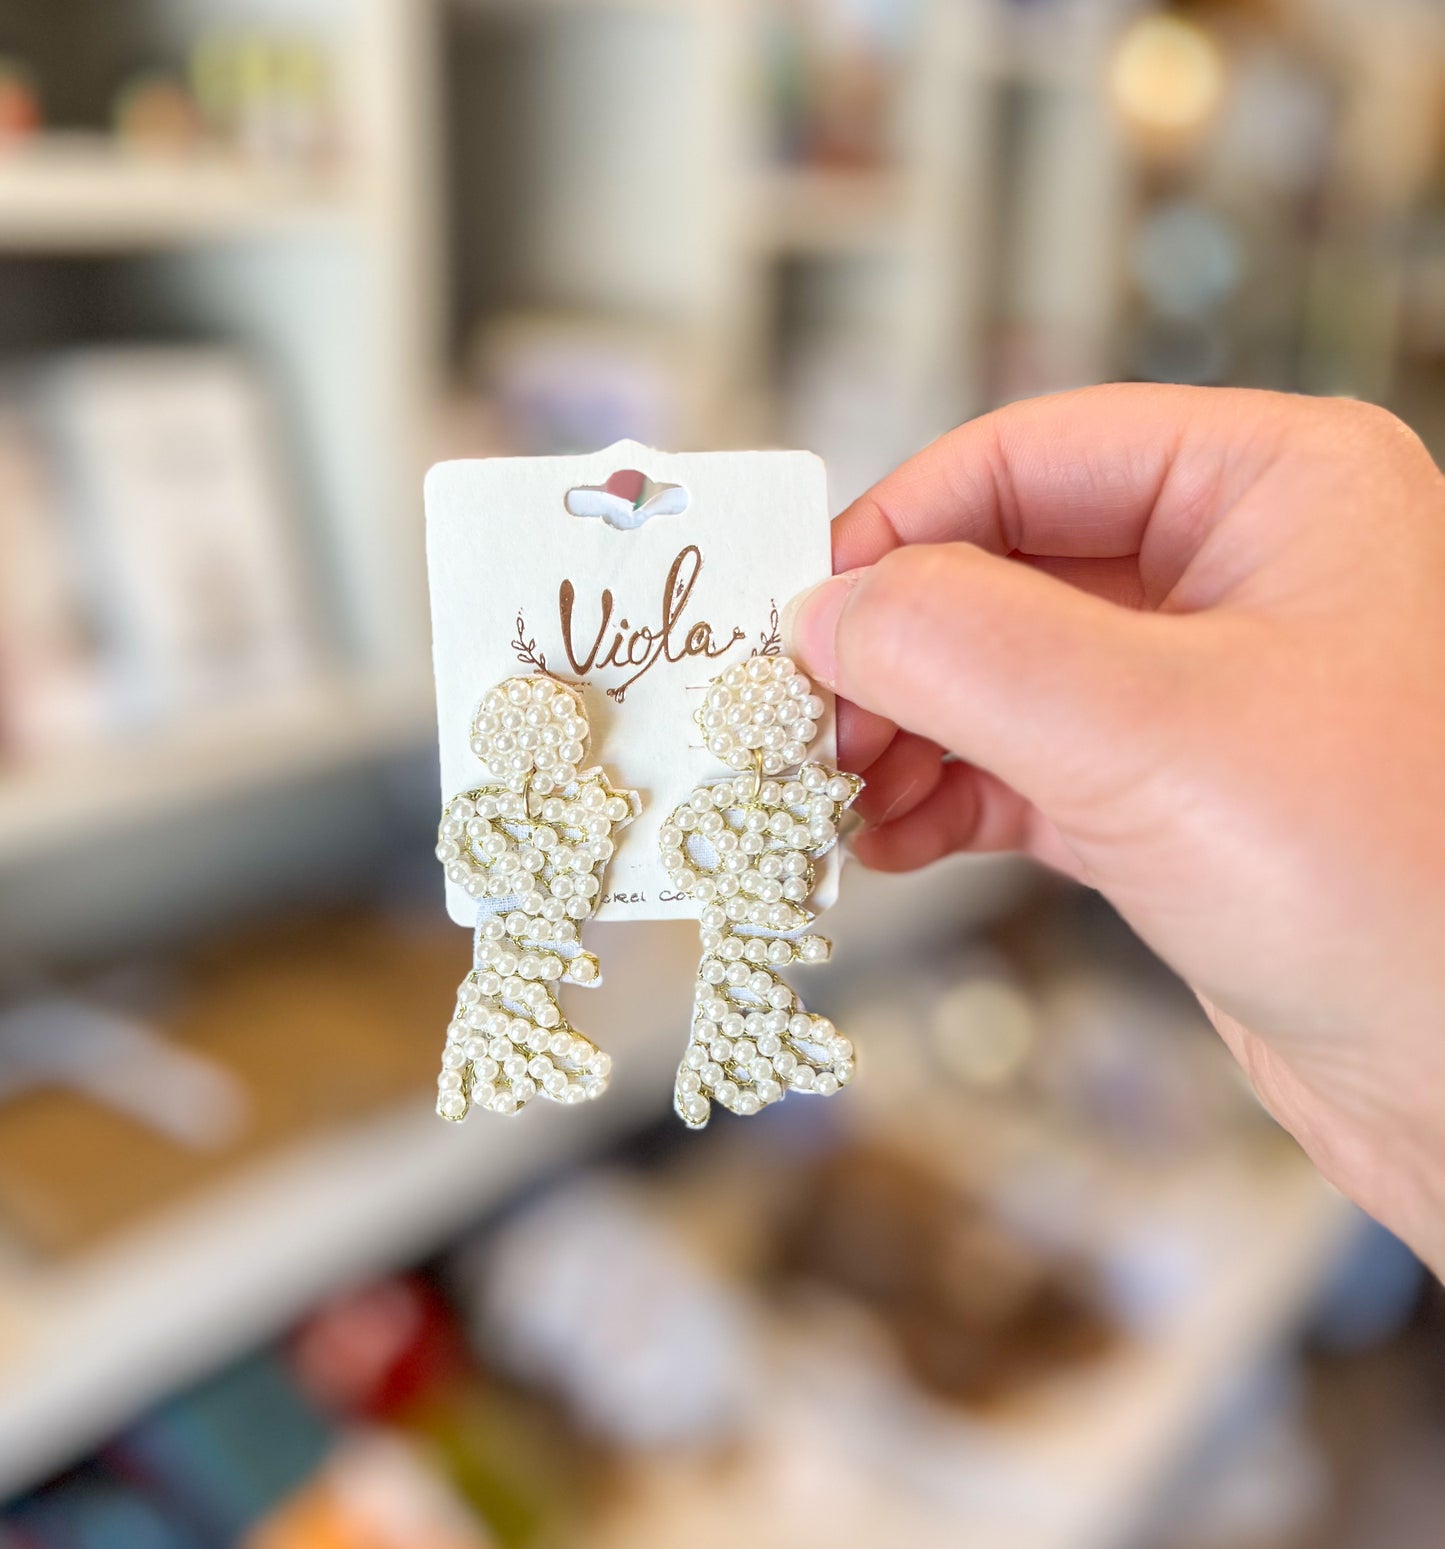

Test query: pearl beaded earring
[659,653,862,1129]
[434,674,639,1121]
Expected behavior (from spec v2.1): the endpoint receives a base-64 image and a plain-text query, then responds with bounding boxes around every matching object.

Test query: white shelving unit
[0,0,443,891]
[437,0,1129,482]
[0,676,431,867]
[0,1103,623,1495]
[597,1158,1361,1549]
[0,0,457,1465]
[0,921,700,1496]
[0,136,360,252]
[0,1088,657,1497]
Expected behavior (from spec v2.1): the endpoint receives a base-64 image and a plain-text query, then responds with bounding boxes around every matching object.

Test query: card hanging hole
[564,469,690,532]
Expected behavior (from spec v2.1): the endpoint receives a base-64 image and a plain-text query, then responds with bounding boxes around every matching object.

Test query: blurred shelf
[751,167,910,257]
[0,1091,634,1494]
[0,137,359,253]
[599,1155,1362,1549]
[459,0,715,14]
[985,1160,1359,1549]
[0,677,433,867]
[0,922,695,1497]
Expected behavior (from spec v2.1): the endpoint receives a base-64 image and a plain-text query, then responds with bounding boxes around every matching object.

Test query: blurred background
[0,0,1442,1544]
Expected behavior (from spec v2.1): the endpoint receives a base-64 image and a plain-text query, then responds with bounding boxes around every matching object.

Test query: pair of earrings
[434,654,862,1131]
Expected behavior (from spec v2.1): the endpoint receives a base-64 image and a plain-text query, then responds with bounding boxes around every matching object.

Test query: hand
[785,384,1445,1273]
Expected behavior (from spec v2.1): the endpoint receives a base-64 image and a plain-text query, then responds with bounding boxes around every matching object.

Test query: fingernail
[781,570,862,689]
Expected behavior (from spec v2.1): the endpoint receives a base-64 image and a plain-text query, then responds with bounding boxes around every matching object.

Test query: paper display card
[41,348,318,724]
[427,440,837,925]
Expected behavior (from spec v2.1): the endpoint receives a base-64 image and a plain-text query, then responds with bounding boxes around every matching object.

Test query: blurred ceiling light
[1110,13,1227,149]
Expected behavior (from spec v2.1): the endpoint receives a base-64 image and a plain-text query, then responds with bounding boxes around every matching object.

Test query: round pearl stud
[696,654,824,777]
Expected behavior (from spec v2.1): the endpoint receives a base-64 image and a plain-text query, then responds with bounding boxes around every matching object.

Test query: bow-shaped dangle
[660,654,862,1129]
[436,675,638,1120]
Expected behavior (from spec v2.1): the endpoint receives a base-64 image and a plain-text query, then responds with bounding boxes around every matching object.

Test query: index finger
[833,382,1295,578]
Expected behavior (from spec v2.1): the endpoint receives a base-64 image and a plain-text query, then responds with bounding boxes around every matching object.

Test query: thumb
[786,542,1186,822]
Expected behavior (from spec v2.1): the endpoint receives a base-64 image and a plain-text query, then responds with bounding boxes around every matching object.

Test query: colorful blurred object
[105,1357,333,1544]
[114,75,204,153]
[1109,12,1228,152]
[190,34,336,165]
[458,1178,755,1450]
[290,1278,472,1424]
[0,57,40,147]
[774,1145,1117,1407]
[244,1431,489,1549]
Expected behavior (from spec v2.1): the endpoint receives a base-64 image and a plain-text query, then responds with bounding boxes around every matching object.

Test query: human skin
[783,384,1445,1274]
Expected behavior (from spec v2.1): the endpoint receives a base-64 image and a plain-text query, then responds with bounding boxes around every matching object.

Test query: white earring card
[426,439,838,925]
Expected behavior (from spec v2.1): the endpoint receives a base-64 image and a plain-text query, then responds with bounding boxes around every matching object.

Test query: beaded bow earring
[434,674,639,1121]
[659,653,862,1129]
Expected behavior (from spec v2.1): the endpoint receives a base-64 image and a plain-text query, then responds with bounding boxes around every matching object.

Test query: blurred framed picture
[0,393,111,759]
[42,348,319,725]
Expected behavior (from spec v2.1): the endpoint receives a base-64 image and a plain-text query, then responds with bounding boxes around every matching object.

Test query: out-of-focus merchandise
[0,997,247,1152]
[835,890,1264,1153]
[773,1144,1117,1407]
[106,1356,333,1544]
[840,941,1265,1166]
[246,1430,490,1549]
[0,348,321,763]
[467,313,687,455]
[457,1178,755,1450]
[114,74,204,153]
[6,33,336,164]
[5,1470,205,1549]
[766,0,915,169]
[3,1354,483,1549]
[190,34,338,167]
[357,1281,602,1549]
[290,1277,473,1425]
[407,1381,592,1549]
[1128,200,1243,323]
[1104,2,1436,399]
[0,912,458,1256]
[1027,971,1257,1154]
[0,57,41,147]
[291,1275,589,1547]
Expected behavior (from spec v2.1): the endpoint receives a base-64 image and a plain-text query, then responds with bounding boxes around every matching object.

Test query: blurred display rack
[437,0,1130,461]
[0,136,360,253]
[0,951,690,1500]
[0,0,443,908]
[602,1155,1361,1549]
[970,1161,1358,1549]
[464,0,714,11]
[0,676,433,867]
